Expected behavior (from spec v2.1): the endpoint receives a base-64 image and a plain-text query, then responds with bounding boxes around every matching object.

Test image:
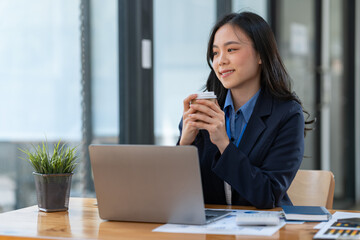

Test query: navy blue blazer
[178,90,304,209]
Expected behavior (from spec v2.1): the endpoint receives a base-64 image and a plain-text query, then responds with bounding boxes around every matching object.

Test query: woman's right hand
[179,94,199,145]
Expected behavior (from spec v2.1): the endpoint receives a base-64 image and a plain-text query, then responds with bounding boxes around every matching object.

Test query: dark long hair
[205,12,313,134]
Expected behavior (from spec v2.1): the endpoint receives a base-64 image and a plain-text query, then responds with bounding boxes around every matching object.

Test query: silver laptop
[89,144,231,225]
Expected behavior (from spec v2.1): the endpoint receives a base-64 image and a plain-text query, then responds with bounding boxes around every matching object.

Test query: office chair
[287,170,335,209]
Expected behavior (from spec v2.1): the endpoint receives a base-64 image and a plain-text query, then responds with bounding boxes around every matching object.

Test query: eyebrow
[212,41,241,48]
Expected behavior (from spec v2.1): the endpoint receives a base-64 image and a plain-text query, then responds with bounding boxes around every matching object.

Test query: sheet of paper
[314,211,358,229]
[153,210,285,236]
[313,211,360,239]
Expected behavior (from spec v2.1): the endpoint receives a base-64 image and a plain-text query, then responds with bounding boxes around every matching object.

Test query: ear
[257,53,262,64]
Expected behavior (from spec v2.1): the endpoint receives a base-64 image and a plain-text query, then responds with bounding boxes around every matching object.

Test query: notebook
[282,206,332,221]
[89,144,231,225]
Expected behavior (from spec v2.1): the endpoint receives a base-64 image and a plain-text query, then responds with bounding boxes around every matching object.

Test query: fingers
[182,96,227,148]
[189,116,225,133]
[183,105,197,125]
[191,104,216,116]
[180,104,200,145]
[191,99,221,113]
[188,112,213,125]
[185,99,229,151]
[189,99,225,129]
[183,94,198,112]
[189,101,222,119]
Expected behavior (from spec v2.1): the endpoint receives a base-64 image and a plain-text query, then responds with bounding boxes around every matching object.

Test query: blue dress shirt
[223,89,261,147]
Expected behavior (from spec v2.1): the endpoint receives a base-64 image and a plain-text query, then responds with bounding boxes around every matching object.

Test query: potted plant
[19,140,78,212]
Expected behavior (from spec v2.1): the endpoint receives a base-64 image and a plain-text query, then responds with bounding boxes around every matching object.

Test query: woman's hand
[187,99,230,153]
[179,94,200,146]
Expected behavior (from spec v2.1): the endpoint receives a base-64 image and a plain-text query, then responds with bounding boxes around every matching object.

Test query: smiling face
[212,24,262,93]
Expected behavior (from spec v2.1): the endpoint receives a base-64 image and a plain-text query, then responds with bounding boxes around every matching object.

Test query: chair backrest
[287,170,335,209]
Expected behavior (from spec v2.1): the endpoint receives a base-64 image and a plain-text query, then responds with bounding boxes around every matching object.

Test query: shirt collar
[224,90,235,112]
[223,89,261,123]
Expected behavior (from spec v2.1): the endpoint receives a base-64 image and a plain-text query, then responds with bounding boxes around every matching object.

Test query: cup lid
[196,91,217,99]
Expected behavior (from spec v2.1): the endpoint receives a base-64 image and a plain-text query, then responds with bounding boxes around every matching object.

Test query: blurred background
[0,0,359,212]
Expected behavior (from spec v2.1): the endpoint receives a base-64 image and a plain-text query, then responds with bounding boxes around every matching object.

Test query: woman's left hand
[189,99,230,153]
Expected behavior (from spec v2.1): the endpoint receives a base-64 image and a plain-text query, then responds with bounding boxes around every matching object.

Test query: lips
[219,69,235,77]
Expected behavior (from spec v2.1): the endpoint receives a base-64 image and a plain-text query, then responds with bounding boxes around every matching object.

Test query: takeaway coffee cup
[190,92,217,128]
[191,91,217,104]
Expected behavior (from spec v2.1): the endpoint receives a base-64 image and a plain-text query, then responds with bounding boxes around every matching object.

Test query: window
[90,0,119,144]
[232,0,268,20]
[154,0,216,145]
[0,0,81,211]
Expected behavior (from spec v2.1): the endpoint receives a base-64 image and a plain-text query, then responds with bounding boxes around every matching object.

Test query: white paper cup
[191,91,217,104]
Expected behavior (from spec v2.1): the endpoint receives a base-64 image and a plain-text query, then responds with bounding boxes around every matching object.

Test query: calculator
[236,212,280,226]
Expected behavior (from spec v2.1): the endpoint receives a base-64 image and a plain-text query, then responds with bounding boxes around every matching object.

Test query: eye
[212,51,218,57]
[228,48,237,52]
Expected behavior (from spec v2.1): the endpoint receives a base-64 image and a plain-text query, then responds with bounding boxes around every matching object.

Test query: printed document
[153,210,285,236]
[314,211,360,239]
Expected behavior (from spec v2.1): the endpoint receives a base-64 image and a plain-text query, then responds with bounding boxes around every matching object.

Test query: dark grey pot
[33,172,73,212]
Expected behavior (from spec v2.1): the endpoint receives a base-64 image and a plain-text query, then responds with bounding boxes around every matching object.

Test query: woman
[178,12,311,209]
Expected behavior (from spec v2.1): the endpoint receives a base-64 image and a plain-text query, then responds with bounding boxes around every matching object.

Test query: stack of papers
[153,210,285,236]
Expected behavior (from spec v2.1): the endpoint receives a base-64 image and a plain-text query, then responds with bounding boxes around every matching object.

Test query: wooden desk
[0,197,349,240]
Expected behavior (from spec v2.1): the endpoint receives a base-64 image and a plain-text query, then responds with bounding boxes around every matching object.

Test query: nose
[218,52,229,66]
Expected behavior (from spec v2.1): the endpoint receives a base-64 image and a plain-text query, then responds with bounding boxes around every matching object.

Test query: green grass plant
[19,140,78,174]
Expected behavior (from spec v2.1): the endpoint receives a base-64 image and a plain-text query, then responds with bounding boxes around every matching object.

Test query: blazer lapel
[238,90,273,156]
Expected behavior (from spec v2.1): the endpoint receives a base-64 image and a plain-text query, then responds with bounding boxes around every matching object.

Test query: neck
[230,84,260,110]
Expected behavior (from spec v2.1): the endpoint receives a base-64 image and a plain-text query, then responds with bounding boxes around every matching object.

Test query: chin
[219,81,234,89]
